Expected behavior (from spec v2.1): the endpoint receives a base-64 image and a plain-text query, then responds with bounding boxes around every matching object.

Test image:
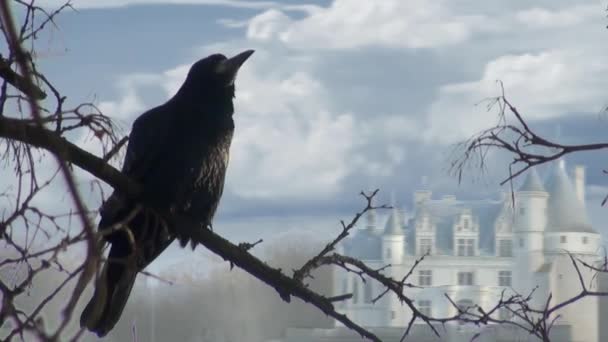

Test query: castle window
[419,238,432,255]
[519,238,524,247]
[391,311,396,320]
[498,271,512,286]
[582,236,589,244]
[457,272,474,285]
[364,281,373,303]
[463,218,469,229]
[418,300,432,316]
[519,207,525,216]
[560,236,567,244]
[456,238,475,256]
[418,270,433,286]
[385,247,392,259]
[498,239,513,257]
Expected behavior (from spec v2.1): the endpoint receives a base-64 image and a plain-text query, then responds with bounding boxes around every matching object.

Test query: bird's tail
[80,247,137,338]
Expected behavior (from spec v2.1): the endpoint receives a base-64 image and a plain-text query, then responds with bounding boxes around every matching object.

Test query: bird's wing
[83,105,175,336]
[99,104,171,225]
[121,104,170,179]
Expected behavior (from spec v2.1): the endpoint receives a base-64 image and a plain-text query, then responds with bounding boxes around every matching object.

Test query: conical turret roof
[518,168,545,193]
[545,160,594,233]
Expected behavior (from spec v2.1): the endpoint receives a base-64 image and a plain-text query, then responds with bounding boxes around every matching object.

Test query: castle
[324,161,602,342]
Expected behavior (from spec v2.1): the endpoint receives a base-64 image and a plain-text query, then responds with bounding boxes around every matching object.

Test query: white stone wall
[382,235,405,264]
[337,176,601,340]
[514,192,548,233]
[544,232,601,255]
[549,253,598,342]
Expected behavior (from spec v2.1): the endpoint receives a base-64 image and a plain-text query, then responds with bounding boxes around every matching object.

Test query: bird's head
[180,50,254,101]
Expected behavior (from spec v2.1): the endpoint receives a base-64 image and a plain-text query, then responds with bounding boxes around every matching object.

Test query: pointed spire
[545,160,594,233]
[518,168,545,192]
[384,192,404,235]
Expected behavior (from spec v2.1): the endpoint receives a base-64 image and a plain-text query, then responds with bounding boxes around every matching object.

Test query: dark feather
[80,50,253,337]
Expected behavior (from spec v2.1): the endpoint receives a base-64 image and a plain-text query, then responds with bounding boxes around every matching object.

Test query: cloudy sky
[24,0,608,266]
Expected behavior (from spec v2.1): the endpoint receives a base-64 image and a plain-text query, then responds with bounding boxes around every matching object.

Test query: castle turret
[382,203,406,264]
[513,168,548,296]
[380,200,408,326]
[543,160,600,342]
[544,161,596,254]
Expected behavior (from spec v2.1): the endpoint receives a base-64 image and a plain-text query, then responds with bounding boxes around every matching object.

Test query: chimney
[574,165,585,205]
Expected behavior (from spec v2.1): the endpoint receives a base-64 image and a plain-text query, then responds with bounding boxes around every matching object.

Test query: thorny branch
[450,82,608,204]
[293,189,390,282]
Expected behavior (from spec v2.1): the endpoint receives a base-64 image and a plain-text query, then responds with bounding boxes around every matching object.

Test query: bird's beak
[215,50,255,85]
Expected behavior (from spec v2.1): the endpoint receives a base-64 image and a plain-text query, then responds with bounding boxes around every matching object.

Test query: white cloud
[246,0,492,49]
[247,9,292,42]
[424,49,608,144]
[77,74,160,159]
[39,0,279,9]
[97,76,150,121]
[237,1,608,52]
[217,18,250,29]
[226,53,359,198]
[47,0,608,206]
[87,49,366,200]
[39,0,321,13]
[515,5,600,29]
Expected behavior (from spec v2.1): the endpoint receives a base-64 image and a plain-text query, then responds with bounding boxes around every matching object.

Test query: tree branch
[0,55,46,100]
[0,112,383,341]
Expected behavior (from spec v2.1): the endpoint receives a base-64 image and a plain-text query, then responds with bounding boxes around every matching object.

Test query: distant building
[289,161,603,342]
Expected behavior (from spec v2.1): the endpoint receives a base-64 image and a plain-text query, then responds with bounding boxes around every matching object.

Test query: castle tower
[382,199,406,264]
[512,168,548,297]
[543,161,600,342]
[380,196,407,326]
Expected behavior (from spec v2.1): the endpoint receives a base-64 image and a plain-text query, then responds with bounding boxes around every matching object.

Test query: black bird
[80,50,254,337]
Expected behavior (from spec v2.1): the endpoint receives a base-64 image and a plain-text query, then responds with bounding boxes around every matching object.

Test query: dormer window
[419,238,433,255]
[456,238,475,256]
[498,239,513,257]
